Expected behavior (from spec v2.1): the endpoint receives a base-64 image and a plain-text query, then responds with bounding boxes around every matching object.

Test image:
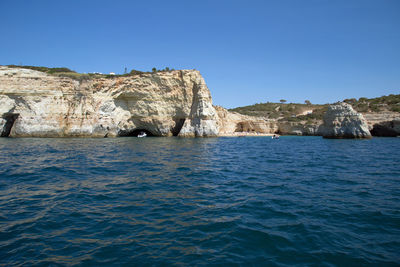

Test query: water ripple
[0,137,399,265]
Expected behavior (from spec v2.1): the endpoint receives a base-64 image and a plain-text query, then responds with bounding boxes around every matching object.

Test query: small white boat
[137,132,147,138]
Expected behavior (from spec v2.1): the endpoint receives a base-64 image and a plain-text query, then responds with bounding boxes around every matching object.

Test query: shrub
[390,105,400,112]
[7,65,76,74]
[344,98,357,105]
[357,103,369,112]
[369,104,381,112]
[129,69,144,75]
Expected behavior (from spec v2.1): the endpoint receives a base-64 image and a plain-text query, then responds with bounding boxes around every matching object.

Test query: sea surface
[0,136,399,266]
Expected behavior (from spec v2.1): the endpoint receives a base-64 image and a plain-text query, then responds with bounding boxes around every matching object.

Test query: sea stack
[321,102,372,139]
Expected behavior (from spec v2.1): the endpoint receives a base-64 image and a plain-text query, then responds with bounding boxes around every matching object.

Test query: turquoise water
[0,136,399,266]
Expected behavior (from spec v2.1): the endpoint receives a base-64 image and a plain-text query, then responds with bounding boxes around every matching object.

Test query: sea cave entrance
[172,118,186,136]
[370,123,398,137]
[1,113,19,137]
[118,128,155,137]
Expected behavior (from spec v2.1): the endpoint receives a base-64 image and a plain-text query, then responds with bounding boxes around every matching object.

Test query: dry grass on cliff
[6,65,76,74]
[5,65,95,81]
[5,65,178,81]
[344,94,400,113]
[230,94,400,122]
[229,102,328,122]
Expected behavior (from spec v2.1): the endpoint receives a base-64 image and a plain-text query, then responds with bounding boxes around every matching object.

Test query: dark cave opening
[118,128,155,137]
[1,113,19,137]
[172,119,186,136]
[370,124,398,137]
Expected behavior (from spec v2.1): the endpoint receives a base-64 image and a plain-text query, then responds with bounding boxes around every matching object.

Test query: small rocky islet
[0,65,399,139]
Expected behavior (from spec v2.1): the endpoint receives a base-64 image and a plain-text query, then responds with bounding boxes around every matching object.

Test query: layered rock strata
[1,66,397,138]
[215,106,277,136]
[321,102,372,139]
[277,121,322,136]
[363,112,400,137]
[369,120,400,137]
[0,66,218,137]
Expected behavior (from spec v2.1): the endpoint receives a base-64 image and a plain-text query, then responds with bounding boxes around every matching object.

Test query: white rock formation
[215,106,277,135]
[0,66,219,137]
[277,121,322,136]
[321,102,372,139]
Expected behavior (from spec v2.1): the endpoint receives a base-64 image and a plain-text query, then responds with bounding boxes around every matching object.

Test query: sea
[0,136,399,266]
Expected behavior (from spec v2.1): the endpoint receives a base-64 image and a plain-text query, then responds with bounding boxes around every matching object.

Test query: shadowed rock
[370,120,399,137]
[0,113,19,137]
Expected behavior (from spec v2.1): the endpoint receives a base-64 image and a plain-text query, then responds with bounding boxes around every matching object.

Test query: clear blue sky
[1,0,399,108]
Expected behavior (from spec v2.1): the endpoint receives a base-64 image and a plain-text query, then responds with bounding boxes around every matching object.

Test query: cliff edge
[0,66,218,137]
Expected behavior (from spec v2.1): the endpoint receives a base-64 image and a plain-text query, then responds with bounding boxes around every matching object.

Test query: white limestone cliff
[2,66,395,139]
[214,106,277,136]
[0,66,219,137]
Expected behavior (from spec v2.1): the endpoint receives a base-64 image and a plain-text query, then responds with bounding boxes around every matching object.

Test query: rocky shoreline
[0,66,399,138]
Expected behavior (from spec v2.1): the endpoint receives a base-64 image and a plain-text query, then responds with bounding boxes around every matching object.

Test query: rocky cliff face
[363,112,400,137]
[321,102,372,139]
[277,121,322,136]
[0,66,219,137]
[215,106,277,135]
[2,66,397,138]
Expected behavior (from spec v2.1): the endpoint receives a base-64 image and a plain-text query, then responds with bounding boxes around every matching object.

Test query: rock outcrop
[215,106,277,136]
[0,66,219,137]
[277,121,322,136]
[321,102,372,139]
[369,120,400,137]
[363,112,400,137]
[1,66,397,138]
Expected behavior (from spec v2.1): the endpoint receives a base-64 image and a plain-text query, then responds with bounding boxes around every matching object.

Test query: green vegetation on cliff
[6,64,97,81]
[230,94,400,121]
[5,65,178,81]
[344,94,400,113]
[229,102,327,122]
[6,65,75,74]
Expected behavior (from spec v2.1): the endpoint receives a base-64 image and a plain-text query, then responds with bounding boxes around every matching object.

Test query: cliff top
[1,65,197,82]
[230,94,400,122]
[229,102,327,123]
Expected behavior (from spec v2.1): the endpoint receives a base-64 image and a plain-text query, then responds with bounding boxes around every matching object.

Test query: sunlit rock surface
[321,102,372,139]
[215,106,277,136]
[0,66,219,137]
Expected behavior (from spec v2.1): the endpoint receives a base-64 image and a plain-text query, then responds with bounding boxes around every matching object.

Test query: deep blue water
[0,136,399,266]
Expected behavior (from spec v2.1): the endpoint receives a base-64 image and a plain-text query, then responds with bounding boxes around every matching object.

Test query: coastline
[218,132,275,137]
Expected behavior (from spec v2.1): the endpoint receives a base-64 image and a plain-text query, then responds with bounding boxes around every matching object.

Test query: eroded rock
[214,106,277,135]
[321,102,372,139]
[370,120,399,137]
[0,66,219,137]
